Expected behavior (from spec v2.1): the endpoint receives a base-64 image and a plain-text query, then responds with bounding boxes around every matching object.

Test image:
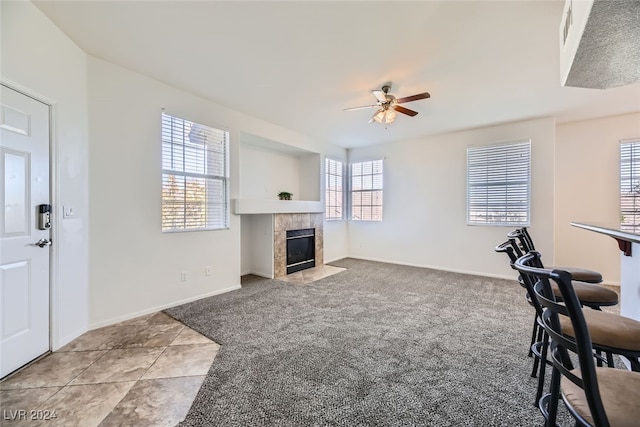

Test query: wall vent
[562,1,573,45]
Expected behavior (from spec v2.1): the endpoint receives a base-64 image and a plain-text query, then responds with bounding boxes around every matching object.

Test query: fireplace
[286,228,315,274]
[273,213,323,278]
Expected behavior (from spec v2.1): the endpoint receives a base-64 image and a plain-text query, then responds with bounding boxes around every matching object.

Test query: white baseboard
[346,256,516,281]
[245,270,273,279]
[324,256,347,264]
[353,257,621,287]
[54,327,89,352]
[88,284,242,330]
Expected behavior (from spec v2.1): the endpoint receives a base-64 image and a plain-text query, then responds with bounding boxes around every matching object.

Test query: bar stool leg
[546,367,561,427]
[529,315,539,358]
[535,333,549,407]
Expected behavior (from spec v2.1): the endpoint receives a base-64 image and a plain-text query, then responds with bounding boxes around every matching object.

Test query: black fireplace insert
[286,228,315,274]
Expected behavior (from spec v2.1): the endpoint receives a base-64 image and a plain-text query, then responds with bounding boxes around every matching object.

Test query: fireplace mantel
[233,198,324,215]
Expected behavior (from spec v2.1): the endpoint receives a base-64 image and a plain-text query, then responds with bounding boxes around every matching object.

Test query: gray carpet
[165,258,548,426]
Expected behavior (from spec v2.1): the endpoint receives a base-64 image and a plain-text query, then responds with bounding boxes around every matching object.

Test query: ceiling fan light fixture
[372,108,397,125]
[385,109,397,124]
[372,109,386,123]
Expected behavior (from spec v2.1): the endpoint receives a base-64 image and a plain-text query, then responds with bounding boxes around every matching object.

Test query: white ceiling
[34,0,640,148]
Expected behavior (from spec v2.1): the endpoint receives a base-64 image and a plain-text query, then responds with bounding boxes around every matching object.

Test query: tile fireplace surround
[274,213,323,278]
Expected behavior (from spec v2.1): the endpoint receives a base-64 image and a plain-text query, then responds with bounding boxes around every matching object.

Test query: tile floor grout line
[137,373,211,381]
[63,347,113,387]
[137,344,171,380]
[32,384,65,413]
[166,325,187,346]
[94,381,139,427]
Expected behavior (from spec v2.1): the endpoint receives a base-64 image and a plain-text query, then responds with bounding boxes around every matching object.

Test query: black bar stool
[508,227,603,284]
[514,252,640,427]
[495,241,620,407]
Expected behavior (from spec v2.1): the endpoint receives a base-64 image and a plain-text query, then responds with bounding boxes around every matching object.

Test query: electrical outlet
[181,271,188,282]
[205,266,212,276]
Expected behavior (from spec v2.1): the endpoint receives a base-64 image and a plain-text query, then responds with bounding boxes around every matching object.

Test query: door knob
[35,238,52,248]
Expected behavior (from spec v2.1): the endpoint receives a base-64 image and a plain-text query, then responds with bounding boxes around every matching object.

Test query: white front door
[0,85,51,378]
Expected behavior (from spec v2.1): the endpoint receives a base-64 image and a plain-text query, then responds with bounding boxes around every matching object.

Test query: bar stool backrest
[514,252,610,427]
[495,239,541,313]
[506,227,536,253]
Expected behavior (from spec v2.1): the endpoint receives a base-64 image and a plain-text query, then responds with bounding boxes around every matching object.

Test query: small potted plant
[278,191,293,201]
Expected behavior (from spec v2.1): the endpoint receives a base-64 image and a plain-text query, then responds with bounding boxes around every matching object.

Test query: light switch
[63,206,75,219]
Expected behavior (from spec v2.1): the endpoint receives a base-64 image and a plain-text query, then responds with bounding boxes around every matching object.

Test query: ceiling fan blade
[372,90,387,103]
[344,105,378,111]
[396,92,430,104]
[394,105,419,117]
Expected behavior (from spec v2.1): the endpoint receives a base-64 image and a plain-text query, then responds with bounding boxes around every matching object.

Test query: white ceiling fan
[344,84,431,125]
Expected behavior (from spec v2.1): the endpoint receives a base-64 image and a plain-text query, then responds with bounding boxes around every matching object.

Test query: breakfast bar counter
[571,222,640,321]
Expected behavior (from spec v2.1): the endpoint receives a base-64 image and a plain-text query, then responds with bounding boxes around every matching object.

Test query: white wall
[240,215,274,277]
[324,221,348,263]
[298,154,321,201]
[87,56,346,327]
[322,147,349,263]
[238,139,322,202]
[347,117,556,279]
[555,112,640,285]
[88,56,241,327]
[239,143,302,200]
[1,1,90,349]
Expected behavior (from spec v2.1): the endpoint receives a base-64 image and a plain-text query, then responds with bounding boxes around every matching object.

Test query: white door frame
[1,78,60,352]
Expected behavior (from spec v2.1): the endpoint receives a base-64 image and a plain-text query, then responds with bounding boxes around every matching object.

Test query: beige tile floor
[277,264,346,284]
[0,312,219,427]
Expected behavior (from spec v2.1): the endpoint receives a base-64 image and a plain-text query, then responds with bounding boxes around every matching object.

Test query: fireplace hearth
[286,228,315,274]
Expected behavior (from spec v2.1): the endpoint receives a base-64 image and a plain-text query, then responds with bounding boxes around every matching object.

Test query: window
[467,140,531,226]
[161,112,229,232]
[620,140,640,232]
[350,159,383,221]
[325,158,344,220]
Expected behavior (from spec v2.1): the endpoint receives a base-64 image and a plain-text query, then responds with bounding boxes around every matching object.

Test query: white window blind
[162,113,229,232]
[620,140,640,232]
[350,159,383,221]
[467,140,531,226]
[325,158,344,220]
